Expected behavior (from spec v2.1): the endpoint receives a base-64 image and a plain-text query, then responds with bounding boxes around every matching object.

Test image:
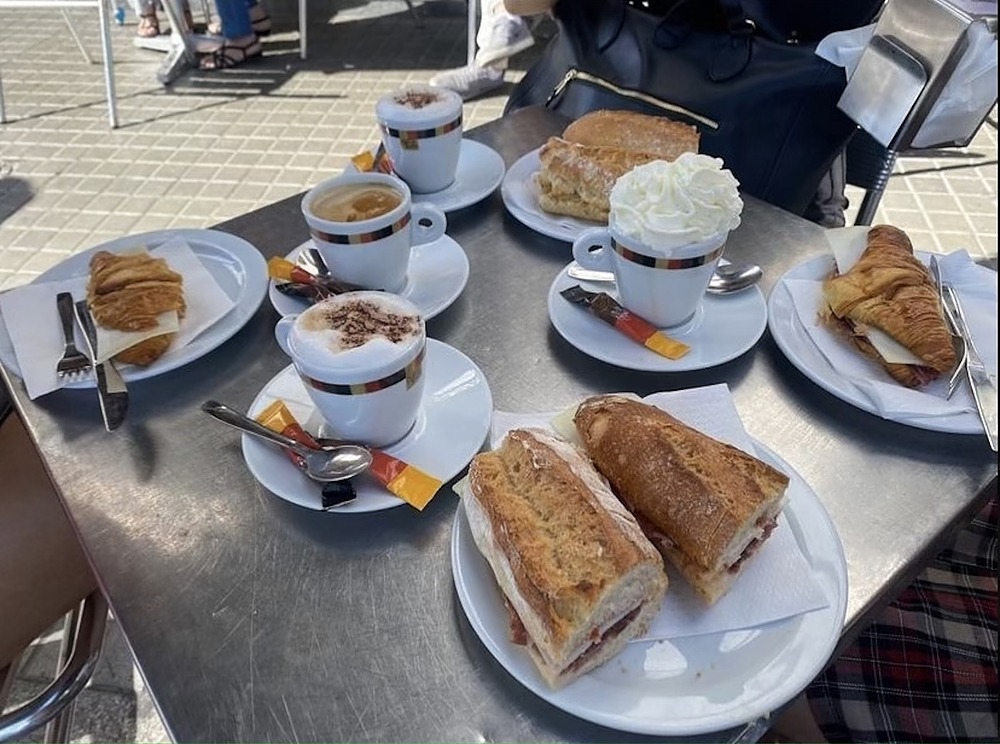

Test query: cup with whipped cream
[571,154,743,327]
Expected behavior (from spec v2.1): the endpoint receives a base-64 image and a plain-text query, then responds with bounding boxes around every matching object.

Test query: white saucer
[500,147,598,243]
[268,235,470,320]
[452,438,847,736]
[242,339,493,513]
[411,140,506,213]
[347,140,505,214]
[547,262,768,372]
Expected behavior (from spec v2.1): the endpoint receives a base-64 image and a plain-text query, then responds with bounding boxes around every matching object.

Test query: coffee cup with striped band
[302,172,446,294]
[375,84,463,194]
[275,292,426,447]
[572,228,728,328]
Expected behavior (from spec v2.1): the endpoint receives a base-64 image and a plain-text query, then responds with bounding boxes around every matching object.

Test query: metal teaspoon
[201,401,373,482]
[566,261,763,294]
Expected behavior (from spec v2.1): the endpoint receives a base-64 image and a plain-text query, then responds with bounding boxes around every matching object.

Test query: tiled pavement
[0,2,996,742]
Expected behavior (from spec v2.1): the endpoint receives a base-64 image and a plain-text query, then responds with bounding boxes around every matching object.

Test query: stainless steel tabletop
[4,106,997,743]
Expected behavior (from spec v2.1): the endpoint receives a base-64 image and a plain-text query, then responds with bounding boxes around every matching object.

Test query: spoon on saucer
[567,261,763,295]
[201,401,373,482]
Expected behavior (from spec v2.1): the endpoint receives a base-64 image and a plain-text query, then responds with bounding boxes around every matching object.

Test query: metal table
[4,106,997,742]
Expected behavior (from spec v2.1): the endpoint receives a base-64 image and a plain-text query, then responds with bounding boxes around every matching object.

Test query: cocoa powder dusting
[318,300,419,349]
[394,91,441,109]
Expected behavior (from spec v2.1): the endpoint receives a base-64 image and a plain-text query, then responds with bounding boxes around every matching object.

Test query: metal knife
[942,284,997,452]
[74,300,129,432]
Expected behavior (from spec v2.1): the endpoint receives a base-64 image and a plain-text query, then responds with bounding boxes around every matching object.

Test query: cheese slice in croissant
[822,225,956,387]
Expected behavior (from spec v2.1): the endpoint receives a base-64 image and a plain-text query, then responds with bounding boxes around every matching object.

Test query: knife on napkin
[941,284,998,451]
[74,300,129,431]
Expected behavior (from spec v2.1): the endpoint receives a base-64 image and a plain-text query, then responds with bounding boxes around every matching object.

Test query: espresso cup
[375,84,463,194]
[302,172,446,294]
[572,227,727,328]
[275,291,427,448]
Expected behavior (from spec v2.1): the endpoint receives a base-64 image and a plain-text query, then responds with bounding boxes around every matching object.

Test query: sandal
[137,12,160,38]
[199,36,262,70]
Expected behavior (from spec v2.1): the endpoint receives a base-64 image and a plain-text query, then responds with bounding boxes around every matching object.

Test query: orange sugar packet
[267,256,313,284]
[255,400,357,509]
[258,400,443,511]
[561,285,690,360]
[351,151,376,172]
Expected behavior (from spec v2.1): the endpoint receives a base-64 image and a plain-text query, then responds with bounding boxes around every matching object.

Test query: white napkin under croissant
[781,231,997,421]
[0,237,235,399]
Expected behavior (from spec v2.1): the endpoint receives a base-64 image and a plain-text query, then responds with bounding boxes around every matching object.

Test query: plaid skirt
[807,491,998,743]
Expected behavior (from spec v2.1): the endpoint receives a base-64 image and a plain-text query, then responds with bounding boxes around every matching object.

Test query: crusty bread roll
[465,427,667,689]
[563,109,700,162]
[822,224,956,388]
[537,137,660,223]
[574,395,789,605]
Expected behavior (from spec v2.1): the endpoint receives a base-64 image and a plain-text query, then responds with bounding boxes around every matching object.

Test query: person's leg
[200,0,260,69]
[134,0,160,37]
[430,0,534,101]
[475,0,534,67]
[211,0,270,36]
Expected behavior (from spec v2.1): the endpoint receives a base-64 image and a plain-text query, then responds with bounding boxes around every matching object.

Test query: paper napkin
[782,248,997,420]
[485,383,830,642]
[0,236,235,399]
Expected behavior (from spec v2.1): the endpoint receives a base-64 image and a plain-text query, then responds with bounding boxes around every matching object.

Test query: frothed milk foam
[375,84,462,126]
[294,292,424,372]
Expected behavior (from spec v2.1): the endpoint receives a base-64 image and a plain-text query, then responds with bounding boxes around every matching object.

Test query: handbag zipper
[545,68,720,130]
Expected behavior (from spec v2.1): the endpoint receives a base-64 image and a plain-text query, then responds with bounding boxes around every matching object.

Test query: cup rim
[285,291,427,382]
[375,85,463,130]
[301,173,411,232]
[607,226,728,261]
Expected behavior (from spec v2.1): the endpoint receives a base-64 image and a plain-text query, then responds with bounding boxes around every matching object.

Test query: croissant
[822,225,956,387]
[86,250,185,366]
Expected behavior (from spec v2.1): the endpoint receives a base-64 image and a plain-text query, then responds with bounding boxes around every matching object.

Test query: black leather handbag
[505,0,873,216]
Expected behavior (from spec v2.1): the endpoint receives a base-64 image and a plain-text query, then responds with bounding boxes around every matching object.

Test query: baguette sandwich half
[465,427,667,689]
[574,396,789,605]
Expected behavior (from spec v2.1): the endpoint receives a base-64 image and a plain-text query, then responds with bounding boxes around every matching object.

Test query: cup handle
[572,228,614,271]
[274,315,298,357]
[410,204,447,246]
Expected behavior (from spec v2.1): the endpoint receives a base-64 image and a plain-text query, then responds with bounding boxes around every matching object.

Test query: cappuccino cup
[302,172,446,294]
[375,84,463,194]
[572,227,727,328]
[275,292,426,447]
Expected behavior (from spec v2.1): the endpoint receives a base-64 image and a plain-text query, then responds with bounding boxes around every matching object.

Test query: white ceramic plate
[548,262,767,372]
[348,140,506,214]
[500,147,600,243]
[0,228,268,387]
[451,439,848,737]
[768,253,982,434]
[268,235,470,321]
[242,339,493,513]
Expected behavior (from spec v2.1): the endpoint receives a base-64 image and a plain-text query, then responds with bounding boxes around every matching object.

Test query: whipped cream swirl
[610,154,743,254]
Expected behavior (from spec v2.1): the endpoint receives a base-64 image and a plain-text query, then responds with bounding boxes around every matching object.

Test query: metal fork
[54,292,91,380]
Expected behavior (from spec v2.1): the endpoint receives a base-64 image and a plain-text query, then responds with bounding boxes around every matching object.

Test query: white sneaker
[475,15,534,67]
[429,64,505,101]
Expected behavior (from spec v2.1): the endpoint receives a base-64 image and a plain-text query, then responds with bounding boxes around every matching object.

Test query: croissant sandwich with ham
[822,225,956,387]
